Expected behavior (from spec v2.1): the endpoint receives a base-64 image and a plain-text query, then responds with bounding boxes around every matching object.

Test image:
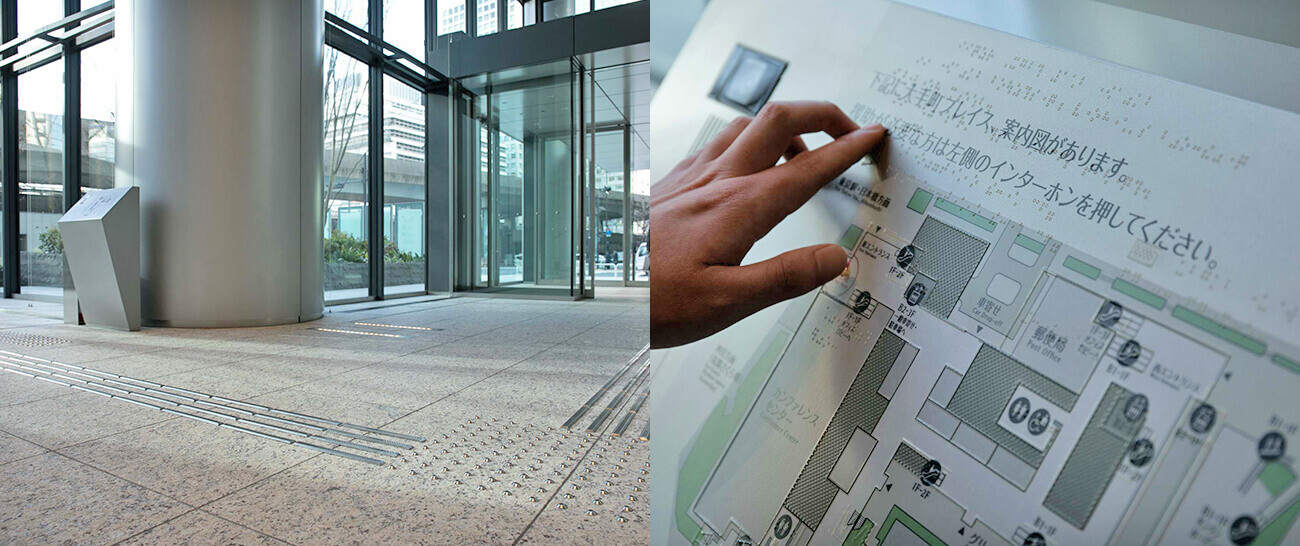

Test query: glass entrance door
[457,59,587,296]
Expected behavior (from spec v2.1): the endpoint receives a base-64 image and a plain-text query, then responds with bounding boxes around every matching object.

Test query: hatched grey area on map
[1044,383,1147,528]
[891,442,929,479]
[910,217,989,319]
[782,330,908,529]
[946,344,1078,467]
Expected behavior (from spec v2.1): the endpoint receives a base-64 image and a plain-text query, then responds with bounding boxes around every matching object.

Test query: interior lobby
[0,0,650,543]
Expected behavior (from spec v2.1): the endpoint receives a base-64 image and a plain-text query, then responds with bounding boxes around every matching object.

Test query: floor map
[652,2,1300,545]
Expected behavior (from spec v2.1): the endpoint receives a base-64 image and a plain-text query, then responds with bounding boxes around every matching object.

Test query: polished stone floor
[0,290,649,545]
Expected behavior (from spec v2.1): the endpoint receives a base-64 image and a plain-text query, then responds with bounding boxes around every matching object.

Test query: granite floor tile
[121,510,288,545]
[0,429,47,465]
[0,390,175,450]
[246,385,415,429]
[60,417,319,506]
[205,454,539,545]
[0,452,190,544]
[0,368,73,408]
[0,291,649,543]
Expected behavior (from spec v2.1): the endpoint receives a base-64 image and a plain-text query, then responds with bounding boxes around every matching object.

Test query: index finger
[735,124,885,242]
[717,101,860,176]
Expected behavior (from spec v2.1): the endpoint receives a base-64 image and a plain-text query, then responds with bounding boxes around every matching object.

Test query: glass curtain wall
[476,0,498,36]
[17,62,63,298]
[475,100,489,286]
[80,41,115,197]
[541,0,639,22]
[577,61,594,296]
[323,0,434,303]
[381,76,426,296]
[329,0,367,31]
[593,129,623,282]
[630,123,649,282]
[587,61,648,286]
[436,0,466,36]
[381,0,424,61]
[494,126,523,284]
[14,0,66,299]
[589,124,648,285]
[323,48,371,301]
[0,2,117,300]
[17,0,60,36]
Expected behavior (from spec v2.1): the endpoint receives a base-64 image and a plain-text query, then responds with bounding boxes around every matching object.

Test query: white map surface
[651,2,1300,546]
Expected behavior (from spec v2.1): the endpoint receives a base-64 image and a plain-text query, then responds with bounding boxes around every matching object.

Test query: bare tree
[322,2,370,232]
[23,111,58,186]
[631,197,649,240]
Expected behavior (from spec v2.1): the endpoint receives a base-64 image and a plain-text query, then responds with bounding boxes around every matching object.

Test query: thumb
[721,244,848,317]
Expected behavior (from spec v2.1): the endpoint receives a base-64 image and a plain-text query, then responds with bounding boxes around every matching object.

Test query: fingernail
[814,245,849,280]
[856,124,885,135]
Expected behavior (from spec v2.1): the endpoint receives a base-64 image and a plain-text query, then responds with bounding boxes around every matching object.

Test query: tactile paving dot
[381,414,651,540]
[0,332,71,347]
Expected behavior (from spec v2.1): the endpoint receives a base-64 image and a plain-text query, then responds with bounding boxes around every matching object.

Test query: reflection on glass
[595,0,640,10]
[476,101,489,285]
[495,131,524,284]
[327,0,368,32]
[540,125,575,290]
[383,0,424,61]
[81,41,116,196]
[508,2,524,30]
[539,0,638,22]
[477,0,499,36]
[19,62,65,299]
[382,77,426,295]
[437,0,465,36]
[542,0,577,21]
[631,127,649,282]
[323,48,370,301]
[593,130,624,282]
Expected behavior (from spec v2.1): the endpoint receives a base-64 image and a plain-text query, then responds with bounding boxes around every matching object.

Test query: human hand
[649,101,886,348]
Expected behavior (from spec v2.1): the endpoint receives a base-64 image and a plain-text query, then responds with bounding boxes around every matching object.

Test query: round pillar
[120,0,324,327]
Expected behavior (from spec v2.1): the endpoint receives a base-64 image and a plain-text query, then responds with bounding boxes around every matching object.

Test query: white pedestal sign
[58,187,140,331]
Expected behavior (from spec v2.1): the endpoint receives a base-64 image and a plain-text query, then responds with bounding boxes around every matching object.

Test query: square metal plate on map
[709,44,787,114]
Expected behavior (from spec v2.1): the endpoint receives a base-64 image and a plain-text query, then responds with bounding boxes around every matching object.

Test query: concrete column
[118,0,324,327]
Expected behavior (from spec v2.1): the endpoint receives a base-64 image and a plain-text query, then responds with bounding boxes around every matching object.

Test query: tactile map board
[650,1,1300,545]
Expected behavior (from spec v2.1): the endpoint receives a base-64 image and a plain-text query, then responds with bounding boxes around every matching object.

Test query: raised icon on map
[828,256,859,298]
[920,459,942,486]
[1096,300,1124,328]
[1124,394,1148,422]
[851,289,873,315]
[1008,397,1031,424]
[773,514,793,540]
[1023,531,1047,546]
[1129,438,1155,467]
[905,282,927,307]
[1259,431,1287,461]
[1229,515,1259,545]
[1189,403,1217,434]
[1028,409,1051,436]
[897,245,916,269]
[1116,339,1141,367]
